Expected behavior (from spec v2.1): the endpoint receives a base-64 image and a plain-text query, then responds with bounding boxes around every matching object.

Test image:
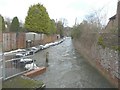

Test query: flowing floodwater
[32,37,114,88]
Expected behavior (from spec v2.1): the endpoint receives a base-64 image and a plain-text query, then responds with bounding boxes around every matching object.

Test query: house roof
[109,15,116,20]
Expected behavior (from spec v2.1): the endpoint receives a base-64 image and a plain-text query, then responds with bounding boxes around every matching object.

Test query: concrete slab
[24,67,46,78]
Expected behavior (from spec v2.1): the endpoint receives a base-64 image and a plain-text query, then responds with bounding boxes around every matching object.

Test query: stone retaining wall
[73,36,119,88]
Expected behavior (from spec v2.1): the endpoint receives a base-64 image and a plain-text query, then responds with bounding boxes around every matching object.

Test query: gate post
[2,53,5,80]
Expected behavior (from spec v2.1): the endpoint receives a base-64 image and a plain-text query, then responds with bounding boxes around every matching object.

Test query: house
[104,14,118,33]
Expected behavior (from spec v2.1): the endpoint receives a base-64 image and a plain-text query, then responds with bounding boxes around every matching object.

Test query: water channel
[32,37,114,88]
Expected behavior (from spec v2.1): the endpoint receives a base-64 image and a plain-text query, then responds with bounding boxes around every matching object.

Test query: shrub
[98,36,106,49]
[111,46,120,52]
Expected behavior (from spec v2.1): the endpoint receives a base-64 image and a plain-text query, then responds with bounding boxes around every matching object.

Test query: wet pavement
[32,37,113,88]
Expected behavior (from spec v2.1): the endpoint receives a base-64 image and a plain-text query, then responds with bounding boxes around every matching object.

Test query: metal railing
[3,53,35,80]
[0,59,2,80]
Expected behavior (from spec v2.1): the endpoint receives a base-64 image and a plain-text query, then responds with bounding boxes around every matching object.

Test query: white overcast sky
[0,0,118,27]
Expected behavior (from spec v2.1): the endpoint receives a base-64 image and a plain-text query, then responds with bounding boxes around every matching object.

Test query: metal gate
[0,56,2,80]
[3,53,35,80]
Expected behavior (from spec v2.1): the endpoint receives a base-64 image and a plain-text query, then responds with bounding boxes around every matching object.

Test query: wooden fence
[1,32,59,52]
[2,32,26,52]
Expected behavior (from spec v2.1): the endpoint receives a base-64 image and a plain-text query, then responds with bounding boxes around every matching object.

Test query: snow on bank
[4,49,26,55]
[4,38,66,55]
[20,58,33,62]
[25,63,39,70]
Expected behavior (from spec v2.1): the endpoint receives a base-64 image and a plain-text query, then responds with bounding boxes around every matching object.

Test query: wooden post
[45,52,49,67]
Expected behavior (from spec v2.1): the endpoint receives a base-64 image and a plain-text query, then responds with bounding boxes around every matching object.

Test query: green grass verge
[2,76,44,89]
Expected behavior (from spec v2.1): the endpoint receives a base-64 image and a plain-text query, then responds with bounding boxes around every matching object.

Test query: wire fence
[3,53,35,80]
[0,59,2,80]
[0,50,3,82]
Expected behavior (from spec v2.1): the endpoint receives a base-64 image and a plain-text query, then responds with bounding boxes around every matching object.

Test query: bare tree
[59,18,68,27]
[85,8,107,33]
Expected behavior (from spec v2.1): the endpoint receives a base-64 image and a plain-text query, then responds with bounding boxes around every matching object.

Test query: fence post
[33,51,35,69]
[2,54,5,80]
